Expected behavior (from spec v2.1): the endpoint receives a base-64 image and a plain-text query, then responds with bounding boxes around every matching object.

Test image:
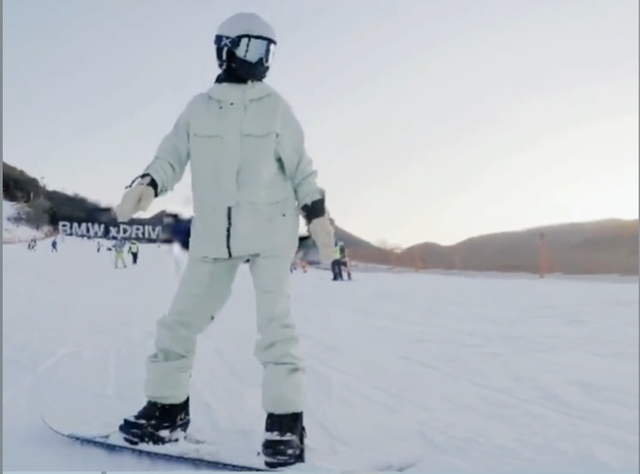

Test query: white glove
[114,176,155,222]
[308,215,335,264]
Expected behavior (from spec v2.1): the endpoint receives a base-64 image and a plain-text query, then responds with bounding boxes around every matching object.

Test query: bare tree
[12,196,52,230]
[376,238,390,250]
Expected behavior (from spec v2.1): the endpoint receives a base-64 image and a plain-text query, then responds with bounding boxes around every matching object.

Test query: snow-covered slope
[3,238,638,472]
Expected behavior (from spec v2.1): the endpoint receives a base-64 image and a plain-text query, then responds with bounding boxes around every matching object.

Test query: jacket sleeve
[276,98,325,210]
[142,99,194,197]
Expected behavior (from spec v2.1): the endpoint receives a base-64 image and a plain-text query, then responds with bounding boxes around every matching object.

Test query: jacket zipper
[226,206,233,258]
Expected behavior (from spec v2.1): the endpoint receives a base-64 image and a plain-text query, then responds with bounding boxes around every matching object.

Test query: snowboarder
[330,241,342,280]
[112,12,335,468]
[330,240,351,281]
[128,240,140,265]
[113,238,127,268]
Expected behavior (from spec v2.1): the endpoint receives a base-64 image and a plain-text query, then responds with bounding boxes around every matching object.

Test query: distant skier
[112,12,334,468]
[113,238,127,269]
[96,241,103,253]
[27,237,37,251]
[128,240,140,265]
[330,240,351,281]
[50,238,58,253]
[330,241,342,280]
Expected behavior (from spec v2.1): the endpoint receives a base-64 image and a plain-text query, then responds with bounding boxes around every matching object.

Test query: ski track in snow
[3,238,638,473]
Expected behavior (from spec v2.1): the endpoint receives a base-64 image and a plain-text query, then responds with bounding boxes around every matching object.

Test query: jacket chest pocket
[191,131,224,157]
[240,120,278,167]
[188,100,235,184]
[239,118,285,197]
[190,131,225,172]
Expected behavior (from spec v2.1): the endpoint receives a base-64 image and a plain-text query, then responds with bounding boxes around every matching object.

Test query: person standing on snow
[128,240,140,265]
[113,238,127,268]
[330,240,351,281]
[330,241,343,280]
[112,12,335,468]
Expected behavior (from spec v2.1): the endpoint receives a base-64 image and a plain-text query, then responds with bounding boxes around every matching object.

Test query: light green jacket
[143,82,324,259]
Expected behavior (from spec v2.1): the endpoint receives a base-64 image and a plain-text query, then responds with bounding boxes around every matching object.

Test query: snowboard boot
[261,412,306,468]
[119,397,190,446]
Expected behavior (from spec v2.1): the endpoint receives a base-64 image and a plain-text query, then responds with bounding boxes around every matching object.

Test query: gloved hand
[308,215,335,264]
[114,175,156,222]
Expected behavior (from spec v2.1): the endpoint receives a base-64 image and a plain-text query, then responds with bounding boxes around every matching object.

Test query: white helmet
[214,12,277,82]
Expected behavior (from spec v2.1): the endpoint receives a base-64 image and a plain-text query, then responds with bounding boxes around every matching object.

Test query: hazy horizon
[3,0,638,246]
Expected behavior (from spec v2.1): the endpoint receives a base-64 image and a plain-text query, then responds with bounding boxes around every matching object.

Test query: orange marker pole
[538,232,547,278]
[413,249,421,272]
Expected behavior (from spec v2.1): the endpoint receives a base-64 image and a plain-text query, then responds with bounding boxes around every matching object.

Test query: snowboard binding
[261,412,306,468]
[119,398,190,446]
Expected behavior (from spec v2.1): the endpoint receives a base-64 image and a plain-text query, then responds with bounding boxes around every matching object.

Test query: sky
[3,0,638,246]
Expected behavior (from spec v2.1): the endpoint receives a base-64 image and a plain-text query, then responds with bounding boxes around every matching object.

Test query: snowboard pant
[172,243,187,276]
[145,254,305,414]
[131,251,139,265]
[331,259,343,280]
[114,251,126,268]
[342,258,352,279]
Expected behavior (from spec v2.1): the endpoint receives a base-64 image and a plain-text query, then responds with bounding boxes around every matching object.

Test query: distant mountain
[402,219,639,275]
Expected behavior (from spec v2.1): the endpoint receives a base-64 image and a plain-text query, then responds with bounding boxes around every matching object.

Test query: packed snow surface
[3,238,638,472]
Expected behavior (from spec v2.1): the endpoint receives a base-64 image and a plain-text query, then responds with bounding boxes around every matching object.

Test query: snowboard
[43,414,270,471]
[42,395,419,473]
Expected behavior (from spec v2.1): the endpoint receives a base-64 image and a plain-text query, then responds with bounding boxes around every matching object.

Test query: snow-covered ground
[3,238,638,473]
[345,262,639,284]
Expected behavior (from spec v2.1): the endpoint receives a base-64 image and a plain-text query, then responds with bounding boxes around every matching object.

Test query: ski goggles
[214,34,276,65]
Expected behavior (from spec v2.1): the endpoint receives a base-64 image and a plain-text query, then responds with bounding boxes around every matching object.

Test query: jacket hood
[206,81,274,103]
